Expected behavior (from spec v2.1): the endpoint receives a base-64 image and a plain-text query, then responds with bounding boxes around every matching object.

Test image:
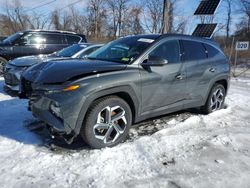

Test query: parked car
[4,43,103,92]
[0,36,6,41]
[0,30,87,75]
[21,34,230,149]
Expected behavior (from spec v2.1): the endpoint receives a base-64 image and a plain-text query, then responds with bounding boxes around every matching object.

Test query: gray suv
[21,34,230,149]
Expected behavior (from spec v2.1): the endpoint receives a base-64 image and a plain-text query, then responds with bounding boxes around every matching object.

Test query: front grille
[4,72,19,86]
[20,77,33,97]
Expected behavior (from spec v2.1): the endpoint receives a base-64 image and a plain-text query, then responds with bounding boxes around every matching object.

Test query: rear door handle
[209,67,216,72]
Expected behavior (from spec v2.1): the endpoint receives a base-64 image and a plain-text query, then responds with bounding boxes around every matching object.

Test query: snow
[0,74,250,188]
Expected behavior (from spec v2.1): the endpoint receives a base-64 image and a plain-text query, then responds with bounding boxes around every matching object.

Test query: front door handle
[176,74,184,80]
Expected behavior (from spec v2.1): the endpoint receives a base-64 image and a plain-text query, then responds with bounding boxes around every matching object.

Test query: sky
[0,0,244,36]
[0,0,88,16]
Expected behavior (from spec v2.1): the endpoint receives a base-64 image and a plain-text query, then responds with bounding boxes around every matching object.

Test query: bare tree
[175,19,187,34]
[3,0,28,33]
[143,0,163,33]
[239,0,250,31]
[129,7,144,35]
[87,0,107,39]
[121,6,144,35]
[28,12,49,30]
[51,10,61,30]
[107,0,130,38]
[0,0,50,35]
[225,0,233,40]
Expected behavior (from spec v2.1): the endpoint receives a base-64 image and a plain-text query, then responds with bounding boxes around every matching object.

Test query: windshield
[76,45,102,58]
[55,44,87,57]
[88,36,156,64]
[2,32,23,44]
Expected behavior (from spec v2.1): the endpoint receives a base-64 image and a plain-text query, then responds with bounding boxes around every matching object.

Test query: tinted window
[66,35,81,44]
[56,44,85,57]
[42,34,64,44]
[204,43,220,58]
[149,40,180,63]
[182,40,207,61]
[22,33,46,45]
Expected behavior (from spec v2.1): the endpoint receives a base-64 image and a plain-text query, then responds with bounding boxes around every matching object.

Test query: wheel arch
[203,75,229,106]
[215,79,228,94]
[0,56,9,64]
[74,85,139,135]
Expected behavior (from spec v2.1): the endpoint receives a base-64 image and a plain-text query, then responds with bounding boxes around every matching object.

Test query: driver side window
[149,40,180,64]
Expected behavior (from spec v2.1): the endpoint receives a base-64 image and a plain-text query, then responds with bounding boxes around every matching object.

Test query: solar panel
[194,0,221,15]
[192,24,217,38]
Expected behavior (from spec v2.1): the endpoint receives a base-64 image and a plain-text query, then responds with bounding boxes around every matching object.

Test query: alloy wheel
[210,88,224,111]
[93,105,127,144]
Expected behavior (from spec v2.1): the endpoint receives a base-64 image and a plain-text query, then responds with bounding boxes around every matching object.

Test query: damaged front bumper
[30,88,86,144]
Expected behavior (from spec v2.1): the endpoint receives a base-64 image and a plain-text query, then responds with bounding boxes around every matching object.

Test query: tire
[81,96,132,149]
[0,57,7,76]
[201,84,226,114]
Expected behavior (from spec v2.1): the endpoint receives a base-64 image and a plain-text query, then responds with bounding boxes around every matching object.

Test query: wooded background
[0,0,249,60]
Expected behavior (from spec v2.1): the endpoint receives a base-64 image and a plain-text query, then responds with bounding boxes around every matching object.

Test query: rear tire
[201,84,226,114]
[81,96,132,149]
[0,57,7,76]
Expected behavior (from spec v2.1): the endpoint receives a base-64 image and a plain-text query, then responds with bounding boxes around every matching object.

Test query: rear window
[66,35,81,44]
[204,43,221,58]
[182,40,207,61]
[42,34,64,44]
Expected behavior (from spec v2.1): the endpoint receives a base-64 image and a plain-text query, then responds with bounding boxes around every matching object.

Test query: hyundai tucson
[21,34,230,149]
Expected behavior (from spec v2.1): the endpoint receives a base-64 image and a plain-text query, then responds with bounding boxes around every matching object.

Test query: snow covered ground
[0,74,250,188]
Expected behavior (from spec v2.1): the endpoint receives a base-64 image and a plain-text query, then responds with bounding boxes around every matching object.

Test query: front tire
[201,84,226,114]
[0,57,7,76]
[81,96,132,149]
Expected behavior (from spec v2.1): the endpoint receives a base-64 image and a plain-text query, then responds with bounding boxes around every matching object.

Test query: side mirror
[142,55,168,66]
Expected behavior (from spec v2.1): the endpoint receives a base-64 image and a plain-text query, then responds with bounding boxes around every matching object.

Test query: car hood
[9,55,70,67]
[23,59,127,84]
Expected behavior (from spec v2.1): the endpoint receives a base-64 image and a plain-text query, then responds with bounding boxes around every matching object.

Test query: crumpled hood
[9,54,69,67]
[23,59,127,84]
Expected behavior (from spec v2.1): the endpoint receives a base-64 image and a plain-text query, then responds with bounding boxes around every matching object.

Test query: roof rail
[24,29,77,34]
